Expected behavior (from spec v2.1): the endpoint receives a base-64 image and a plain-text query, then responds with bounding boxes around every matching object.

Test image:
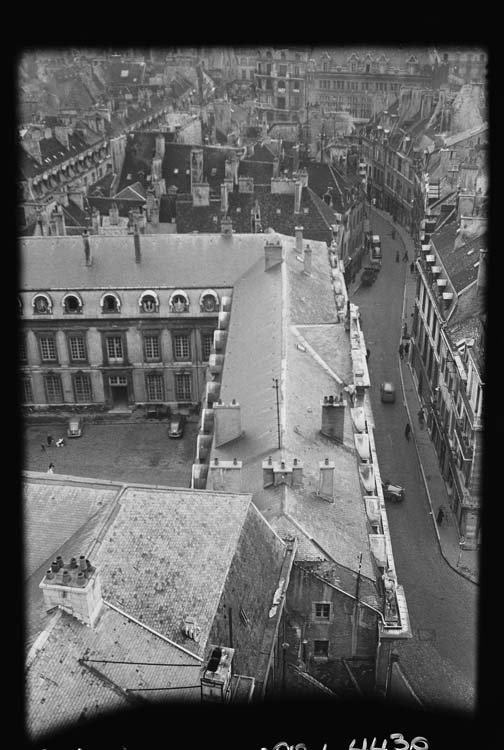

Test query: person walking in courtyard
[403,250,409,262]
[395,250,400,263]
[436,507,445,525]
[404,422,411,440]
[410,261,415,274]
[398,343,404,360]
[46,434,53,447]
[47,463,55,474]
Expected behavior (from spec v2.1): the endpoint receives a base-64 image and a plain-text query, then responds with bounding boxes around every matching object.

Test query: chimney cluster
[262,456,303,488]
[214,399,242,447]
[320,393,345,442]
[40,554,102,627]
[264,238,284,271]
[206,457,243,493]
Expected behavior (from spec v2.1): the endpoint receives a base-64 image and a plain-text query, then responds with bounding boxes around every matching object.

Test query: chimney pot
[325,457,329,465]
[79,555,87,571]
[214,457,219,465]
[233,458,238,465]
[56,556,64,569]
[70,557,78,568]
[268,456,272,464]
[77,571,86,587]
[51,560,59,573]
[62,570,71,584]
[46,569,54,580]
[293,458,298,466]
[134,225,141,263]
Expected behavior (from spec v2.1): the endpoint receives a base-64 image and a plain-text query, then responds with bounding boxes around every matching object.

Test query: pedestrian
[46,434,53,447]
[56,438,65,448]
[395,250,400,263]
[402,322,408,337]
[404,423,411,440]
[436,507,445,525]
[410,261,415,274]
[403,250,408,262]
[418,408,425,428]
[366,347,370,361]
[404,340,410,356]
[47,463,55,474]
[398,343,404,360]
[40,443,46,452]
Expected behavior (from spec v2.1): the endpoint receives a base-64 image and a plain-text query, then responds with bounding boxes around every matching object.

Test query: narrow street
[352,211,478,712]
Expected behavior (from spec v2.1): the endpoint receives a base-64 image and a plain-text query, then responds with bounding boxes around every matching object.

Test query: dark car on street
[168,414,186,438]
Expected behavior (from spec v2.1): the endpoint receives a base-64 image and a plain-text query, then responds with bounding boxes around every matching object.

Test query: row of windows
[20,331,214,365]
[22,371,193,404]
[318,78,401,91]
[23,290,221,316]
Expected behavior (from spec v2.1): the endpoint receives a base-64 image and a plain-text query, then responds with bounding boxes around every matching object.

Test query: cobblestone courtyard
[23,419,199,488]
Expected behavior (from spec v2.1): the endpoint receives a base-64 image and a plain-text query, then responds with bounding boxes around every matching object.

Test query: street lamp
[457,537,466,567]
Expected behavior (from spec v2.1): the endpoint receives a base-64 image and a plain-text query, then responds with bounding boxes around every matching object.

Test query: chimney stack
[295,226,304,254]
[213,399,242,447]
[207,457,243,493]
[221,216,233,236]
[39,555,103,628]
[134,224,141,263]
[155,133,165,160]
[294,180,302,214]
[477,248,487,292]
[320,394,345,441]
[317,458,335,503]
[220,183,229,213]
[265,238,284,271]
[109,202,119,225]
[83,230,92,266]
[303,244,312,275]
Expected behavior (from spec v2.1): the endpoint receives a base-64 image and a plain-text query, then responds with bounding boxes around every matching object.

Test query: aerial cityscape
[18,45,486,747]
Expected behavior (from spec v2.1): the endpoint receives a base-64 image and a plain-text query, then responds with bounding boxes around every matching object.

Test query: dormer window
[200,289,219,313]
[100,292,121,313]
[32,294,53,314]
[169,290,189,313]
[62,293,83,314]
[139,290,159,313]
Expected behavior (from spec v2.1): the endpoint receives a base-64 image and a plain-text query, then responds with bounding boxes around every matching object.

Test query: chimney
[292,144,300,173]
[220,183,229,213]
[134,224,141,263]
[150,197,160,228]
[200,644,235,701]
[213,399,242,447]
[206,381,221,406]
[317,458,335,503]
[272,157,280,178]
[39,555,103,628]
[191,462,209,490]
[91,206,101,234]
[303,244,312,275]
[207,457,243,492]
[295,225,304,254]
[292,458,303,486]
[221,216,233,236]
[155,133,165,160]
[83,230,92,266]
[294,180,302,214]
[262,455,274,487]
[109,202,119,225]
[265,238,284,271]
[320,393,345,442]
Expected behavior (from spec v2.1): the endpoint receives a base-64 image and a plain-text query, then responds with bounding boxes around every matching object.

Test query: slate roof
[26,606,202,740]
[209,233,376,581]
[87,196,145,218]
[24,474,289,738]
[108,61,147,87]
[238,158,274,187]
[20,128,100,181]
[441,234,486,293]
[20,233,267,291]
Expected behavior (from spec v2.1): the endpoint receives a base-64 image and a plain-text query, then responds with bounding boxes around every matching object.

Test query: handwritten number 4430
[349,735,429,750]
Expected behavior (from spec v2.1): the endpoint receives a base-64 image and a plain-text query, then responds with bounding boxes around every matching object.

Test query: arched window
[62,293,83,314]
[199,289,220,313]
[139,290,160,313]
[32,293,53,314]
[100,292,121,313]
[169,290,189,313]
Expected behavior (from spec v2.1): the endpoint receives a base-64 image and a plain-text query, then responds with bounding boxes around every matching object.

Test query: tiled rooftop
[96,487,253,654]
[26,606,201,740]
[20,233,267,290]
[209,234,375,579]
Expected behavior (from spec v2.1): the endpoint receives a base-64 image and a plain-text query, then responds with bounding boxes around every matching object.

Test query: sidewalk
[370,207,478,586]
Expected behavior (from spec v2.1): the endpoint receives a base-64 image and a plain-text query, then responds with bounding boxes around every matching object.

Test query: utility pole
[272,378,281,450]
[355,552,362,602]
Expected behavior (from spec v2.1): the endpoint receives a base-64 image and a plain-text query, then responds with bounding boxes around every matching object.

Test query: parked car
[380,381,396,403]
[361,267,378,286]
[67,417,83,438]
[382,479,405,502]
[168,414,186,438]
